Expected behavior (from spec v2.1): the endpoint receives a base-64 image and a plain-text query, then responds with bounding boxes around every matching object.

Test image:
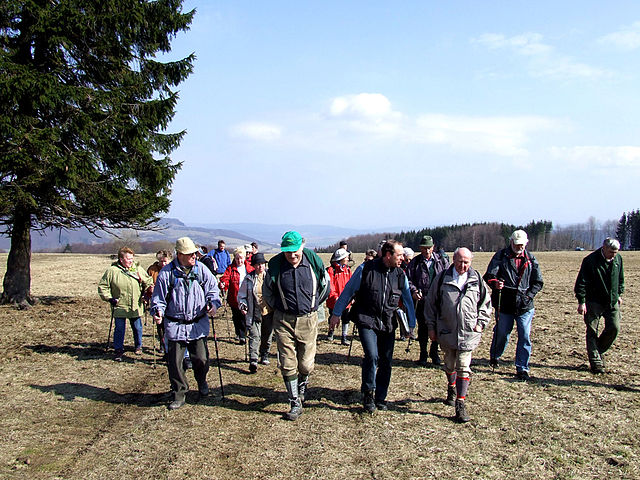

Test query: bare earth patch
[0,252,638,479]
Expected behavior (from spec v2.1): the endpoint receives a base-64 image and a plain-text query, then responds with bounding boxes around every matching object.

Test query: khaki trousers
[274,310,318,379]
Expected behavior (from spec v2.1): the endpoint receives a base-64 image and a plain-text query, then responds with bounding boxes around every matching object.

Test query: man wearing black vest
[330,240,416,413]
[406,235,449,366]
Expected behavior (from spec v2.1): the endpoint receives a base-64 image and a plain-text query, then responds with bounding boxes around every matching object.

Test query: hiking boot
[114,350,124,362]
[341,336,350,346]
[249,362,258,374]
[516,370,530,381]
[168,397,185,410]
[363,390,376,414]
[238,338,246,345]
[283,398,302,421]
[444,385,456,407]
[455,399,470,423]
[590,364,605,374]
[183,358,192,370]
[198,382,210,397]
[327,330,334,342]
[259,355,270,365]
[134,348,142,355]
[375,400,388,411]
[430,355,442,366]
[489,358,499,369]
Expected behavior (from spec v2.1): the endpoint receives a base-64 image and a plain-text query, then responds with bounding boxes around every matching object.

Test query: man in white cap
[150,237,221,410]
[483,230,544,380]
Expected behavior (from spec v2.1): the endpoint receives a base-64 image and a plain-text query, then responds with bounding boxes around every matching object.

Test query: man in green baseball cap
[263,231,330,420]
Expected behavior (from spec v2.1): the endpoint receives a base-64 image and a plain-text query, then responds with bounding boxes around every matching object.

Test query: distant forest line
[318,210,640,254]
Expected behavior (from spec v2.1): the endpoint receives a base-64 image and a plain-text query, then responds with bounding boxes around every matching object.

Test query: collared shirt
[278,254,315,315]
[452,268,468,290]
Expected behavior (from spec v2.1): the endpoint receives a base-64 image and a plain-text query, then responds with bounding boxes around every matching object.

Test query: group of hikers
[98,229,624,423]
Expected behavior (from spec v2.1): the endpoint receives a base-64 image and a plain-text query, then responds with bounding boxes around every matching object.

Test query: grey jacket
[238,270,272,326]
[424,266,492,351]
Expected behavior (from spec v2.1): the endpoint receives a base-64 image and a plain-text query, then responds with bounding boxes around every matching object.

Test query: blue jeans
[359,327,395,403]
[113,317,143,352]
[490,309,534,372]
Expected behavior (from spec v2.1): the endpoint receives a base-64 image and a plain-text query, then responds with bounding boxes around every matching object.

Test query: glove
[109,298,119,307]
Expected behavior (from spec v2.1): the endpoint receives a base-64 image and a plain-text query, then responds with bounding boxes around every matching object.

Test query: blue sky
[163,1,640,230]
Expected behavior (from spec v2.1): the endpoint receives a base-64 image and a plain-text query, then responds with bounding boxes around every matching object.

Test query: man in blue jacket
[211,239,231,276]
[330,240,416,413]
[151,237,221,410]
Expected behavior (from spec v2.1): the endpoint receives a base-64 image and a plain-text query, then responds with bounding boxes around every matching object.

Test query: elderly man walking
[484,230,544,380]
[150,237,221,410]
[330,240,416,414]
[263,231,330,421]
[574,238,624,374]
[425,247,491,423]
[406,235,449,366]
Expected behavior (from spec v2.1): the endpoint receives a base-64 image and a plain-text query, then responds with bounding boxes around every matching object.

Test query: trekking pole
[148,308,157,370]
[405,337,413,354]
[209,311,225,400]
[105,304,114,351]
[347,323,358,362]
[489,284,502,372]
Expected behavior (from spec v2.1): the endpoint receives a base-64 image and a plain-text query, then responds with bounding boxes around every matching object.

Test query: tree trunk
[1,210,34,308]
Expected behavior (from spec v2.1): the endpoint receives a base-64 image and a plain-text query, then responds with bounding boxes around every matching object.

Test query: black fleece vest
[353,258,405,333]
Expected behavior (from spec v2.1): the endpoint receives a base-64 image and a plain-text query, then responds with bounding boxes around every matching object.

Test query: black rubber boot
[429,341,441,366]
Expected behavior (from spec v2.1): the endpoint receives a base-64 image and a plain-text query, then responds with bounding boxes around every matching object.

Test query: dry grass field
[0,251,638,479]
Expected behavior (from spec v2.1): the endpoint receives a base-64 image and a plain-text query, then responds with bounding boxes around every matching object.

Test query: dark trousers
[167,337,209,401]
[259,311,275,357]
[231,306,247,340]
[416,298,438,360]
[360,326,395,403]
[584,301,620,366]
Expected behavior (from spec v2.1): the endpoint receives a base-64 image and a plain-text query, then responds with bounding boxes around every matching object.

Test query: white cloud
[598,21,640,50]
[414,114,559,157]
[550,146,640,168]
[472,32,611,80]
[328,93,403,135]
[229,122,282,141]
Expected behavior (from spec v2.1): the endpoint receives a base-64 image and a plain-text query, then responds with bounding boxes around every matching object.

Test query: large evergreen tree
[0,0,194,306]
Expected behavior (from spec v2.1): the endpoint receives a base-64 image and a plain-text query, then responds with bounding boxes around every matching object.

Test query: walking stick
[347,323,358,362]
[210,312,225,400]
[105,304,114,351]
[405,337,413,354]
[148,307,156,370]
[489,286,502,372]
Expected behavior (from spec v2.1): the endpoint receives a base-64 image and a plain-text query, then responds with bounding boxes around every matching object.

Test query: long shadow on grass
[25,342,168,366]
[30,382,171,407]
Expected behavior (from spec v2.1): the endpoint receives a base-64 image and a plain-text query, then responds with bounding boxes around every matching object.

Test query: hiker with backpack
[329,240,416,414]
[147,250,173,354]
[424,247,492,423]
[484,230,544,381]
[211,239,231,278]
[405,235,450,366]
[98,246,153,362]
[326,248,353,345]
[150,237,221,410]
[238,253,274,373]
[219,246,254,345]
[263,231,330,421]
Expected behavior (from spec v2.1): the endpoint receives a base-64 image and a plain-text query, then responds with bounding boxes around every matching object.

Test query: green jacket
[98,261,153,318]
[574,249,624,308]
